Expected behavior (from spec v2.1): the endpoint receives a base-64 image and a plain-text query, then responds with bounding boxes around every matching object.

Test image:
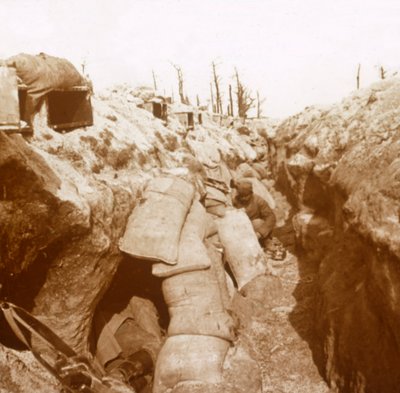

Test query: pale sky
[1,0,400,118]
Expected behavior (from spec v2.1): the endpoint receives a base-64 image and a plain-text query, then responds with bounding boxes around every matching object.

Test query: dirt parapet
[270,78,400,392]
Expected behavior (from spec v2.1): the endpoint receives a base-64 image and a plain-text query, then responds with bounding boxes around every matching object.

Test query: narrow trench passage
[91,185,333,393]
[238,208,332,393]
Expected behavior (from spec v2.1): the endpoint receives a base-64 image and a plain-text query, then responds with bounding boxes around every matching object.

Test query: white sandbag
[152,200,211,277]
[242,177,276,210]
[204,162,232,188]
[153,335,230,393]
[205,185,228,204]
[163,269,235,341]
[251,162,269,179]
[206,204,227,217]
[119,177,194,265]
[205,213,219,238]
[236,162,261,180]
[217,209,267,290]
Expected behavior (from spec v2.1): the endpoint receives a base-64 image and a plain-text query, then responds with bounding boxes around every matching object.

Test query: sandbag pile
[153,198,236,393]
[203,162,232,218]
[120,176,238,393]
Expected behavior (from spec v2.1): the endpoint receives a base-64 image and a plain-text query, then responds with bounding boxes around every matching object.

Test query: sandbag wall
[119,176,237,393]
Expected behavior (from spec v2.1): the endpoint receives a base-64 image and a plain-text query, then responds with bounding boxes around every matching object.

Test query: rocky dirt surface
[269,77,400,392]
[232,248,332,393]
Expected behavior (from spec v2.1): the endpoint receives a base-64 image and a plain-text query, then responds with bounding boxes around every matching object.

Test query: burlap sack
[153,335,229,393]
[217,209,267,290]
[152,200,211,277]
[205,238,232,310]
[162,269,235,341]
[119,177,194,265]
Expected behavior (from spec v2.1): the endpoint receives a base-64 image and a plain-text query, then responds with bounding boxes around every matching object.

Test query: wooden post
[356,64,361,90]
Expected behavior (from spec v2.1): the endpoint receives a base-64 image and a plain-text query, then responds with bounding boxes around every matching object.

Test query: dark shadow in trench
[287,247,327,379]
[275,173,333,382]
[92,254,169,334]
[0,239,66,349]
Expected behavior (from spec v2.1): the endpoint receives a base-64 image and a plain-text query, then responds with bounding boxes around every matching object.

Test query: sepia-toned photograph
[0,1,399,392]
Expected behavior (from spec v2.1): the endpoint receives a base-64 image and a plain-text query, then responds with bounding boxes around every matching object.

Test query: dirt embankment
[0,85,280,392]
[269,78,400,393]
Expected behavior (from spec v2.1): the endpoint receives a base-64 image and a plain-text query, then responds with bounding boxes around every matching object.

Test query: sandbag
[119,177,195,265]
[251,162,269,179]
[205,213,218,238]
[6,53,87,110]
[162,269,235,341]
[205,238,232,309]
[206,204,227,217]
[152,200,211,277]
[204,162,232,189]
[236,162,261,180]
[205,185,227,204]
[217,209,267,290]
[153,335,229,393]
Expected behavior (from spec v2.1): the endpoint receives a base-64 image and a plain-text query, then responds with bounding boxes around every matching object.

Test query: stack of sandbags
[217,209,267,290]
[156,200,235,340]
[152,200,211,277]
[152,187,237,393]
[203,162,232,217]
[204,184,228,217]
[119,177,195,264]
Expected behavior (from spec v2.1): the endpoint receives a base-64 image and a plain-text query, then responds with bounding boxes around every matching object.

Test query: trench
[0,170,335,393]
[0,115,382,393]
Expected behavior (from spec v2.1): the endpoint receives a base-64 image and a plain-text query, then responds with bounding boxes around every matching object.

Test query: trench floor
[235,251,334,393]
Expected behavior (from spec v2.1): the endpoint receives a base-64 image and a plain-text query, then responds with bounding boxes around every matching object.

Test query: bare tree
[152,70,158,91]
[256,91,266,118]
[229,84,234,117]
[171,63,188,104]
[210,82,215,112]
[234,68,255,119]
[356,64,361,90]
[81,60,86,75]
[380,66,387,80]
[212,61,223,114]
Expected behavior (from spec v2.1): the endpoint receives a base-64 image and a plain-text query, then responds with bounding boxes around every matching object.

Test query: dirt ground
[232,248,332,393]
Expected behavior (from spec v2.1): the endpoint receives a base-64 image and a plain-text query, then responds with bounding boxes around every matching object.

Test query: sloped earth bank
[0,83,329,393]
[269,78,400,393]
